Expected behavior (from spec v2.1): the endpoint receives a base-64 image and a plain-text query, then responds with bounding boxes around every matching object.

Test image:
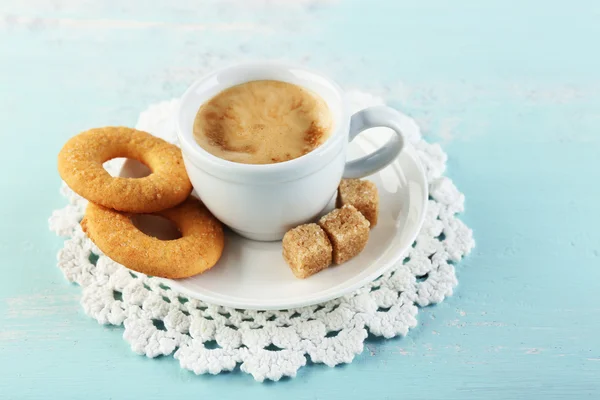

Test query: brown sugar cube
[283,223,333,279]
[336,179,379,227]
[319,205,370,264]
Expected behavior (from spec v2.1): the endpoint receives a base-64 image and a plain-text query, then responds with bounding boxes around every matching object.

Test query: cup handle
[343,106,405,179]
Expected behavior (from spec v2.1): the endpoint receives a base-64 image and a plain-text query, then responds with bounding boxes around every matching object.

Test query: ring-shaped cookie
[58,127,192,213]
[81,197,224,279]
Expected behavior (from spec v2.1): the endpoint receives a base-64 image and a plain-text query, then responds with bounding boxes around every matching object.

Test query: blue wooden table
[1,0,599,398]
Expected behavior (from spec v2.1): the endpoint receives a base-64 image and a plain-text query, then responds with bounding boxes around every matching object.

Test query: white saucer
[120,135,427,310]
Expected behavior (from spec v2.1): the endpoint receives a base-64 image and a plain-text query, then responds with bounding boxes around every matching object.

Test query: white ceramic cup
[177,62,406,241]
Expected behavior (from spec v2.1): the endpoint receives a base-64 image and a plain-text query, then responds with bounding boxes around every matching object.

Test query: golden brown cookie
[81,197,224,279]
[58,127,192,213]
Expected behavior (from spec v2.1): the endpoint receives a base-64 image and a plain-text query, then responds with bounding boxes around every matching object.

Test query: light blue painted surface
[1,0,599,398]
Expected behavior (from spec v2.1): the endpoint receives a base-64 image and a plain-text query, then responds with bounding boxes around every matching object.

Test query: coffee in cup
[192,80,333,165]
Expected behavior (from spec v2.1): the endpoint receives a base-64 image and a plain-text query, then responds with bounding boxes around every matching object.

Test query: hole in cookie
[104,158,152,178]
[130,214,182,240]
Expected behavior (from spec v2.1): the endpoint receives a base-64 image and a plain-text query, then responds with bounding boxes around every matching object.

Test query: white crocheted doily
[49,91,474,382]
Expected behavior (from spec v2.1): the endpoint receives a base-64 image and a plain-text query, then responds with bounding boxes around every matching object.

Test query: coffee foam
[193,80,333,164]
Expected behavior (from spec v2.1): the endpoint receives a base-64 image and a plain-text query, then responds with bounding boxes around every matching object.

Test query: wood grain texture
[1,0,599,398]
